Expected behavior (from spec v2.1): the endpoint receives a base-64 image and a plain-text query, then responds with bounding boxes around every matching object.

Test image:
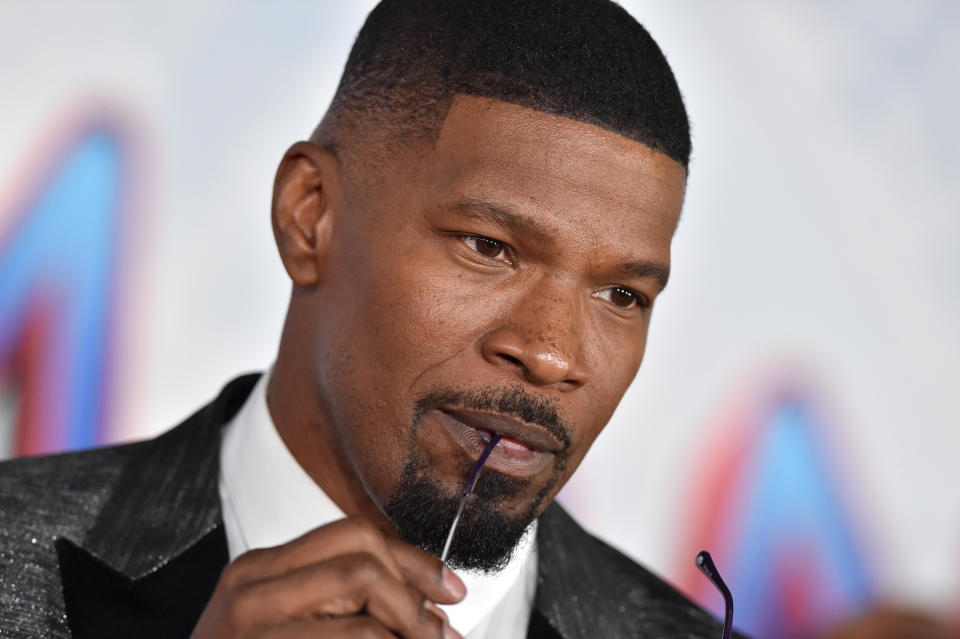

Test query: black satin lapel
[527,608,564,639]
[57,525,228,639]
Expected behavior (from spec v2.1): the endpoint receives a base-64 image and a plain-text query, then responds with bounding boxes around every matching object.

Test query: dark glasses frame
[697,550,734,639]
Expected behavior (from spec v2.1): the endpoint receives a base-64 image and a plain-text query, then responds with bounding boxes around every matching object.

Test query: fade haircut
[314,0,690,170]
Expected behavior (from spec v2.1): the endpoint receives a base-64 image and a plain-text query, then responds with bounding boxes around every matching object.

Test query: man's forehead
[436,94,682,167]
[424,94,687,238]
[432,95,686,195]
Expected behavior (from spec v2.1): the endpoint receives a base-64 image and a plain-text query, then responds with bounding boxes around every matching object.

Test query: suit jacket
[0,374,743,638]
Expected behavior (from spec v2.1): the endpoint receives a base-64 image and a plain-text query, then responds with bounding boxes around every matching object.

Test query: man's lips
[438,407,562,478]
[440,407,563,453]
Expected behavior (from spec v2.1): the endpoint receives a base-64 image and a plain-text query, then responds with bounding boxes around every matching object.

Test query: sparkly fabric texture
[0,373,749,638]
[0,442,130,636]
[0,375,257,637]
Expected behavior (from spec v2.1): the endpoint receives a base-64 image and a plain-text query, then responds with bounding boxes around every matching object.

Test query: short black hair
[317,0,690,170]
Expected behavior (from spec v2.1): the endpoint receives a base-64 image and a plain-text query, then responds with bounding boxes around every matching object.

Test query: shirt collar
[218,369,537,637]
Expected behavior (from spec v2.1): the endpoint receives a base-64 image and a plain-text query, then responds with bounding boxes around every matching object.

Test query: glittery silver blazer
[0,374,744,638]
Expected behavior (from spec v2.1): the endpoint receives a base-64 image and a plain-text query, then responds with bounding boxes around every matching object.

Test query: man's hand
[191,516,466,638]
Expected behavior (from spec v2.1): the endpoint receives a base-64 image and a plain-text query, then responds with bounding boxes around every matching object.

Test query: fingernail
[442,567,467,600]
[444,623,464,639]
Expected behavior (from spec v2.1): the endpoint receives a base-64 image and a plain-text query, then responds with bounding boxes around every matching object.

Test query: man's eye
[463,236,508,261]
[595,286,646,309]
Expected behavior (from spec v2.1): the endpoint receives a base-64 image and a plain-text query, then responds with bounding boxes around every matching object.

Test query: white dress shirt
[218,370,538,638]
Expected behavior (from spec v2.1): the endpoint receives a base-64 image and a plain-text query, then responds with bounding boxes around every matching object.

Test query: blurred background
[1,2,957,637]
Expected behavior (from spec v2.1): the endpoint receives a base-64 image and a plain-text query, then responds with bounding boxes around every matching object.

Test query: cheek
[320,258,505,503]
[318,233,495,419]
[566,327,648,456]
[363,263,483,376]
[347,226,513,380]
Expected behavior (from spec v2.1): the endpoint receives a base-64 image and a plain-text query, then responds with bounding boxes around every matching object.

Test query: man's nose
[479,282,587,390]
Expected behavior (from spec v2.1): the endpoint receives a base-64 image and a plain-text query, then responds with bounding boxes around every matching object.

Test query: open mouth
[439,407,560,478]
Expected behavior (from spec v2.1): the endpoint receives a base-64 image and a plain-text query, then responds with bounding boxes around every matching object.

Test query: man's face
[296,95,685,570]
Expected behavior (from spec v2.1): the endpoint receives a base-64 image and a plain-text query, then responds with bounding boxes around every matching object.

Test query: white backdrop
[1,0,957,628]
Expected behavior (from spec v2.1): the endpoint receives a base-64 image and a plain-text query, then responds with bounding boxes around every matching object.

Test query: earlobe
[271,141,341,287]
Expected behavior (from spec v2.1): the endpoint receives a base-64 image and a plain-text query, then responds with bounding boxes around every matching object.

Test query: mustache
[414,386,572,451]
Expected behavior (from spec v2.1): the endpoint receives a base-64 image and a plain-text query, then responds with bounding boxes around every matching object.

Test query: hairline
[312,90,688,179]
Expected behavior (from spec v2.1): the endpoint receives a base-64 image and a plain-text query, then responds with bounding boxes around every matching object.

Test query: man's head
[268,0,689,573]
[314,0,689,170]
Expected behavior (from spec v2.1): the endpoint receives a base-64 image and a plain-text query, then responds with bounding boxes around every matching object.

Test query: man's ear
[271,141,342,287]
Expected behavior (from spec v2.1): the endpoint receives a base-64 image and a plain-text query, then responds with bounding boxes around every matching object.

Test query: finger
[236,553,455,638]
[364,573,456,639]
[423,599,449,625]
[226,516,405,587]
[315,615,460,639]
[315,616,399,639]
[385,536,467,604]
[256,616,395,639]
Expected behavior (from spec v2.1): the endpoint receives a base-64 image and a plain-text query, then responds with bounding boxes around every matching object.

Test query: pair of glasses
[440,436,735,639]
[697,550,735,639]
[440,433,502,564]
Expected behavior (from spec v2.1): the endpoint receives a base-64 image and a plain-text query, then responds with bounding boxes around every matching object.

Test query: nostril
[498,353,524,369]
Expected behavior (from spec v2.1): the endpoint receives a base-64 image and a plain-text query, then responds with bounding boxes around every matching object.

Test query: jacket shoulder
[536,503,750,638]
[0,441,143,544]
[0,373,258,636]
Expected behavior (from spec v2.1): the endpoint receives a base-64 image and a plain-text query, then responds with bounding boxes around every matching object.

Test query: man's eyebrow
[450,198,554,244]
[622,261,671,291]
[451,198,670,289]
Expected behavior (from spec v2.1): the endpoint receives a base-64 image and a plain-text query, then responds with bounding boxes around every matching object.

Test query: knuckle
[345,516,387,552]
[218,563,245,591]
[240,547,268,563]
[339,551,385,585]
[220,548,265,589]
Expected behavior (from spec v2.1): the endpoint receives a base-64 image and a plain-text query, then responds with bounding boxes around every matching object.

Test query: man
[0,1,744,637]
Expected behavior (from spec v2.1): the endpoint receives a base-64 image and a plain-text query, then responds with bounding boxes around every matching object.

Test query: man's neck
[267,348,397,536]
